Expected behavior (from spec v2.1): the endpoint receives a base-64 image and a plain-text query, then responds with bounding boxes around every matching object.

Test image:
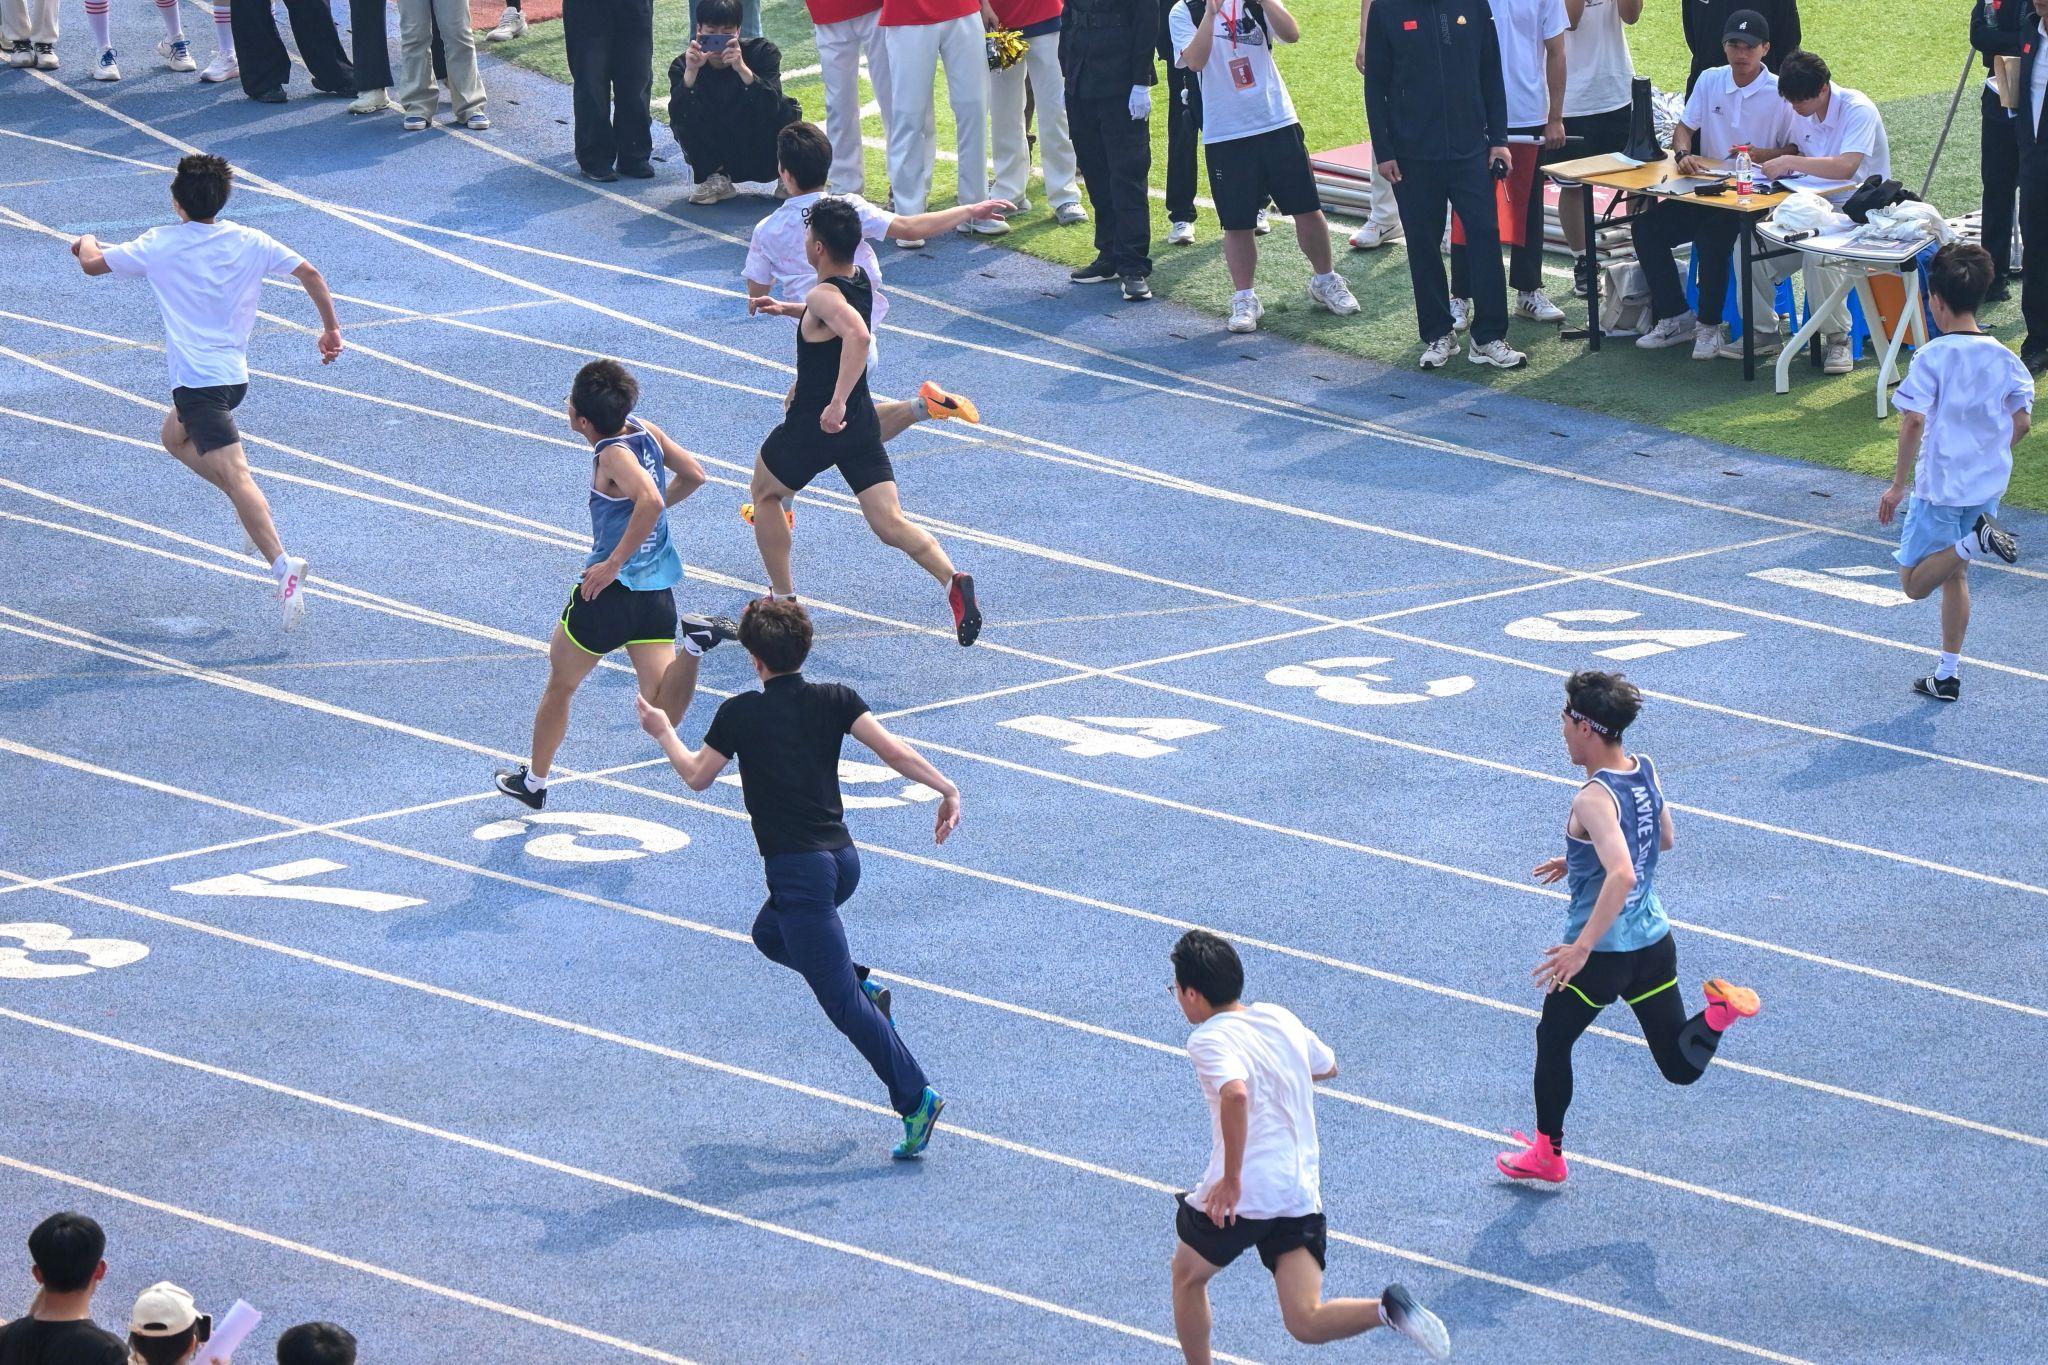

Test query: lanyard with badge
[1221,0,1255,90]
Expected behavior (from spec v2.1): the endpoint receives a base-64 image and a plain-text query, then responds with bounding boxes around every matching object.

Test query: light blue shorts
[1894,496,2000,567]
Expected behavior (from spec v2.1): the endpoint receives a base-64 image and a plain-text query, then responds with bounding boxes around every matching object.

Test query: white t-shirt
[1186,1003,1335,1221]
[1890,332,2034,507]
[1786,83,1891,183]
[1681,65,1793,160]
[1490,0,1568,130]
[1169,0,1298,146]
[743,191,895,326]
[1561,0,1633,119]
[101,220,305,390]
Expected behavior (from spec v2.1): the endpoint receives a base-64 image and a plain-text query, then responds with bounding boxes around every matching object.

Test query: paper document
[193,1301,261,1365]
[1775,173,1861,197]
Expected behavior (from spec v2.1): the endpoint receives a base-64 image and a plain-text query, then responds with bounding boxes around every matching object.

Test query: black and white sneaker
[1572,253,1593,299]
[1970,513,2019,564]
[1070,259,1119,284]
[1912,674,1961,703]
[494,765,546,810]
[680,613,739,655]
[1379,1284,1450,1360]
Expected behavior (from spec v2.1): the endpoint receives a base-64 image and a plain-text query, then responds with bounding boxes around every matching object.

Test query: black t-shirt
[703,672,870,858]
[0,1315,130,1365]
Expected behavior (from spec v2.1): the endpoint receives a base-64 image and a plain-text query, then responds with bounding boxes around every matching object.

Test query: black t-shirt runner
[0,1315,130,1365]
[703,672,870,858]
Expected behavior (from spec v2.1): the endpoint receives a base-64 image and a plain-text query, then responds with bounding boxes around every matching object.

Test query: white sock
[524,768,547,792]
[1234,288,1257,303]
[1936,651,1960,681]
[271,553,292,576]
[1953,532,1983,562]
[213,3,234,57]
[156,0,184,39]
[85,0,111,50]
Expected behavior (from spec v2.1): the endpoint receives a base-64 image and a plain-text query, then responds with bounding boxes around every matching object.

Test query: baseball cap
[130,1282,211,1340]
[1723,10,1770,45]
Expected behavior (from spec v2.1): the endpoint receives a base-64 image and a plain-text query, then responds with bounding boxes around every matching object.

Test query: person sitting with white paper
[1759,47,1893,374]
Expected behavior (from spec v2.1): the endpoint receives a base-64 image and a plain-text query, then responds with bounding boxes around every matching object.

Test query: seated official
[1631,8,1793,360]
[669,0,804,204]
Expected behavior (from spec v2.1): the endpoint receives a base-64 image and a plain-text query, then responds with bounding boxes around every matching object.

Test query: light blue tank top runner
[585,423,682,592]
[1562,755,1671,954]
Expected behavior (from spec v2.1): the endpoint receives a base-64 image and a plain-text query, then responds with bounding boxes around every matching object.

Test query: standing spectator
[1974,0,2030,301]
[484,0,527,41]
[1364,0,1526,369]
[2015,0,2048,369]
[277,1322,356,1365]
[230,0,353,102]
[809,0,896,195]
[671,0,803,201]
[1447,0,1566,331]
[1061,0,1155,297]
[2,0,58,70]
[1161,0,1202,243]
[79,0,194,83]
[396,0,489,132]
[879,0,990,230]
[0,1213,126,1365]
[989,0,1086,227]
[125,1284,210,1365]
[1758,49,1891,374]
[349,2,444,115]
[1170,0,1360,333]
[564,0,657,181]
[1346,0,1402,251]
[1557,0,1640,297]
[1682,0,1796,93]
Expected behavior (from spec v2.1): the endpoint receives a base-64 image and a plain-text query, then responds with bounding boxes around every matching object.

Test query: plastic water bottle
[1735,145,1755,201]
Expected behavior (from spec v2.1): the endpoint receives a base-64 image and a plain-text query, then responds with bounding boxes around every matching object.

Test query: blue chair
[1683,250,1796,342]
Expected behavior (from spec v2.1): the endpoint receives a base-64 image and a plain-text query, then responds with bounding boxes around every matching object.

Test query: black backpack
[1843,175,1915,224]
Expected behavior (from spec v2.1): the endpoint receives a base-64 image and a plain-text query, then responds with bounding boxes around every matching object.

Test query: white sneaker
[93,47,120,80]
[893,235,924,250]
[1717,329,1782,360]
[1253,207,1272,236]
[1053,200,1087,226]
[1635,311,1698,350]
[1227,292,1264,334]
[1514,289,1564,324]
[6,41,33,68]
[689,173,736,204]
[1822,333,1854,374]
[33,41,56,69]
[1468,337,1528,369]
[1419,334,1457,369]
[1449,297,1473,334]
[1349,220,1401,250]
[199,52,237,82]
[276,556,309,630]
[1308,272,1360,316]
[348,88,391,114]
[1167,220,1195,246]
[157,37,196,71]
[955,215,1009,235]
[464,111,491,130]
[1691,323,1725,360]
[484,7,527,40]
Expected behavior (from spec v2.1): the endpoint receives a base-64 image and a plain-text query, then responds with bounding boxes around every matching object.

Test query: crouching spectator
[0,1212,127,1364]
[670,0,804,203]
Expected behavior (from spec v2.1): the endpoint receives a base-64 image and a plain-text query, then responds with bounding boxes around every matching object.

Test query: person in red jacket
[880,0,989,233]
[988,0,1086,226]
[808,0,895,196]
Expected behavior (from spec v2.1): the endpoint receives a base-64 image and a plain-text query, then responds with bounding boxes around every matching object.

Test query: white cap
[130,1282,203,1337]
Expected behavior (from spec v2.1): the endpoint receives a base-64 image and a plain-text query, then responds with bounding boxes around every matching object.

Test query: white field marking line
[851,131,1215,211]
[32,739,2042,1294]
[6,607,2045,1156]
[0,1153,703,1365]
[0,1017,1218,1359]
[12,475,2048,1036]
[0,118,2035,600]
[334,297,564,330]
[0,874,1795,1365]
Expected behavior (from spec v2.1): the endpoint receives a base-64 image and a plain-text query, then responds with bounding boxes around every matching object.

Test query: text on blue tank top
[585,424,683,592]
[1562,755,1671,954]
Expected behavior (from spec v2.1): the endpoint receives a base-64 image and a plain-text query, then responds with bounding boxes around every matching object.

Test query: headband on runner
[1563,706,1619,738]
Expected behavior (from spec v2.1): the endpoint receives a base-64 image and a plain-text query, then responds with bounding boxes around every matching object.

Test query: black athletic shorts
[1562,105,1632,157]
[171,383,249,456]
[760,419,895,497]
[559,579,678,656]
[1175,1193,1327,1272]
[1205,123,1321,232]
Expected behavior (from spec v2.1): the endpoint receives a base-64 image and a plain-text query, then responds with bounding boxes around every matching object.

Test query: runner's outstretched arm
[70,235,111,276]
[887,198,1015,241]
[290,261,345,364]
[850,712,961,844]
[1533,787,1634,991]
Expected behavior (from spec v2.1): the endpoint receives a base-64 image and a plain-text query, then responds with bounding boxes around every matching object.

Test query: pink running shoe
[1496,1129,1568,1183]
[1703,978,1761,1033]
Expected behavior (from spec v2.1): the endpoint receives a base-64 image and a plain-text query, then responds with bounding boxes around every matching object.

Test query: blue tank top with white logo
[1562,755,1670,953]
[585,423,682,592]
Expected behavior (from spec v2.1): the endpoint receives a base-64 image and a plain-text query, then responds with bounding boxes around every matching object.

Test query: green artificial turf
[490,0,2047,509]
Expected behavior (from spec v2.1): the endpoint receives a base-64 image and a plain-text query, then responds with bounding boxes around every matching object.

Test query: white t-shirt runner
[1169,0,1298,146]
[100,220,305,390]
[743,191,895,325]
[1186,1002,1335,1221]
[1890,333,2034,508]
[1490,0,1569,130]
[1561,0,1633,118]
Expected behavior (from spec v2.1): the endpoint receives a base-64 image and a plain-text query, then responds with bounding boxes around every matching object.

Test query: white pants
[815,11,895,195]
[1366,171,1399,232]
[1764,254,1853,336]
[989,29,1077,208]
[882,12,987,217]
[398,0,485,120]
[0,0,58,43]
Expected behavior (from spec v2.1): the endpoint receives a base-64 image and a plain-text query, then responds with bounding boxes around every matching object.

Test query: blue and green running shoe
[860,975,894,1027]
[891,1087,945,1160]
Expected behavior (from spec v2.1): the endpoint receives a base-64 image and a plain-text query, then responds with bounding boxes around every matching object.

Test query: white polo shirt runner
[1891,334,2035,508]
[1490,0,1568,130]
[1786,81,1891,182]
[1186,1002,1335,1221]
[1682,64,1792,159]
[101,220,304,389]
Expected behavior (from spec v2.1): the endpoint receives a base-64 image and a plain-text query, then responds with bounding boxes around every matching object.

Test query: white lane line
[0,1152,701,1363]
[13,733,2048,1293]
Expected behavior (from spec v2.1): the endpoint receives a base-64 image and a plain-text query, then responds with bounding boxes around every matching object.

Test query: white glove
[1128,84,1151,120]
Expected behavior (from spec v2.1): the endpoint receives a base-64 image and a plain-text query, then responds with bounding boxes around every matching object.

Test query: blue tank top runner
[1562,755,1671,954]
[585,423,683,592]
